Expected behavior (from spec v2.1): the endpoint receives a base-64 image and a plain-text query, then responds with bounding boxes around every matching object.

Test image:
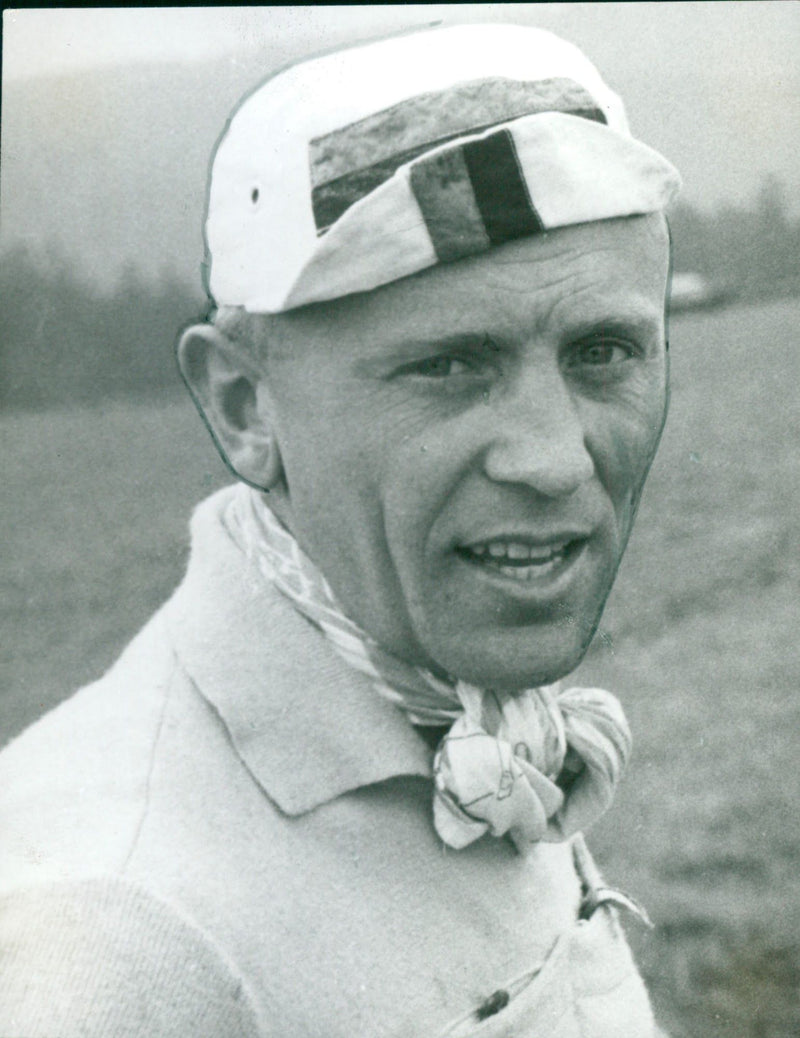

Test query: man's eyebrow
[557,309,663,342]
[353,332,496,374]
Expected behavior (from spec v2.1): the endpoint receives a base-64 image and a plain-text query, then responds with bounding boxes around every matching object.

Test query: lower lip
[455,540,589,598]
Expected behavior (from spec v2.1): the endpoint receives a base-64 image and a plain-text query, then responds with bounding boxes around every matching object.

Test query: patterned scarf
[224,484,632,851]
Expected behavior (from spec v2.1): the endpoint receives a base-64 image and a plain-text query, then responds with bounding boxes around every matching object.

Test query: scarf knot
[226,485,632,851]
[433,683,630,850]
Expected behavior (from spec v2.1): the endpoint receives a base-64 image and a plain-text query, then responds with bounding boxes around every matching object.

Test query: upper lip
[457,529,595,551]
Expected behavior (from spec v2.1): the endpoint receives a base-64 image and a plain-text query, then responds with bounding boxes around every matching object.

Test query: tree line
[669,175,800,299]
[2,176,798,409]
[0,247,205,409]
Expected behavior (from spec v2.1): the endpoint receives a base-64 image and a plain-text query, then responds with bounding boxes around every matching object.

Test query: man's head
[178,23,679,690]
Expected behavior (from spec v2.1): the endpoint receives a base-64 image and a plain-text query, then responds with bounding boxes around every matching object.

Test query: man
[0,23,679,1037]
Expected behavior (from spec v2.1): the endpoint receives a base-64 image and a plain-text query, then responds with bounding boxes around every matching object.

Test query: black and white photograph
[1,5,798,1036]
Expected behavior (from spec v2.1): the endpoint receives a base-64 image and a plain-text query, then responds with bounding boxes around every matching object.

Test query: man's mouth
[456,537,586,581]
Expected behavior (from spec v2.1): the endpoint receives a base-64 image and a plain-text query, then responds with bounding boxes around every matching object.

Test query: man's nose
[482,368,595,498]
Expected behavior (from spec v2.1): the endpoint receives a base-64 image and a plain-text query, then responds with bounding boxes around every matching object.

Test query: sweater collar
[164,486,432,817]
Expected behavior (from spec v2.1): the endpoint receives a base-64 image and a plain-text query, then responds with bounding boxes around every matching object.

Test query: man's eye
[570,338,634,366]
[410,355,471,378]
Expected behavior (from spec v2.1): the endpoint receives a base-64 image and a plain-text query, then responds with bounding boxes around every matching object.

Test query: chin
[428,624,596,692]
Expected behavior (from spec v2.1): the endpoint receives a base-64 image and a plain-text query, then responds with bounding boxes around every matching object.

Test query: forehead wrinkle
[465,255,583,347]
[532,231,669,340]
[545,278,664,343]
[477,248,611,343]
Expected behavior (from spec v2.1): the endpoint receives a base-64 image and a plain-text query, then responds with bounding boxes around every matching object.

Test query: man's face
[263,215,670,689]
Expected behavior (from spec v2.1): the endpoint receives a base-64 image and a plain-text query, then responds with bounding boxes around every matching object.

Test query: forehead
[271,214,670,355]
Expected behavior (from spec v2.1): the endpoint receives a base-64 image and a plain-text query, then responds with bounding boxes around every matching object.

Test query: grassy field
[2,298,799,1036]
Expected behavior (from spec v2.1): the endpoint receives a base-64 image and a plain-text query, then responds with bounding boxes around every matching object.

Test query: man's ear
[176,323,283,490]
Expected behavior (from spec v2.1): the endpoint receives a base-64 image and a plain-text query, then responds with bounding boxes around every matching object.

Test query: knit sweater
[0,486,656,1037]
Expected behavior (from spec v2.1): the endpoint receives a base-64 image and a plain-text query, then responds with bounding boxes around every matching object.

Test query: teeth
[527,545,563,561]
[467,540,568,563]
[461,538,577,580]
[497,558,563,580]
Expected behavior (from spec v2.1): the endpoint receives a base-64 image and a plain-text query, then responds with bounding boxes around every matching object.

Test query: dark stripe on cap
[410,147,490,263]
[310,77,605,234]
[462,130,543,245]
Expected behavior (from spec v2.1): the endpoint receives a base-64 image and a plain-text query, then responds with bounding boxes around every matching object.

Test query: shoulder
[0,487,262,889]
[0,607,186,886]
[0,875,264,1037]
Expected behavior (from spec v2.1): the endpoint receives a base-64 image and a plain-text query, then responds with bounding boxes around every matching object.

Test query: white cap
[205,23,681,313]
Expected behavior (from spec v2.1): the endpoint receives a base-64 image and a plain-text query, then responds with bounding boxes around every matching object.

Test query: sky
[4,4,799,83]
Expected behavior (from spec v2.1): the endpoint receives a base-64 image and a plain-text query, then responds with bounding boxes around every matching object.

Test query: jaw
[399,532,621,690]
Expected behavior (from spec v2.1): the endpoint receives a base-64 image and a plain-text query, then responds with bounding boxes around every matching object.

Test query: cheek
[382,440,461,542]
[587,380,668,517]
[276,387,436,570]
[378,425,480,583]
[270,401,376,572]
[275,382,376,490]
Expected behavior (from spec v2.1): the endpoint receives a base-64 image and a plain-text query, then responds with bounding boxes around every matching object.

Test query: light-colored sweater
[0,487,656,1037]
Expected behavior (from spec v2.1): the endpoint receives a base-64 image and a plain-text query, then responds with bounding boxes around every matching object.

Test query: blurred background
[2,6,799,1036]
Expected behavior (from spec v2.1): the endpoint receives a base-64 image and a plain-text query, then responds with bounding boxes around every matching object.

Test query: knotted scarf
[224,484,631,851]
